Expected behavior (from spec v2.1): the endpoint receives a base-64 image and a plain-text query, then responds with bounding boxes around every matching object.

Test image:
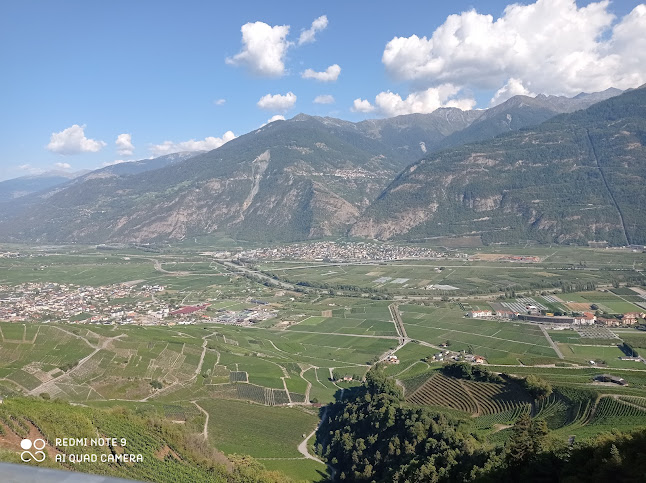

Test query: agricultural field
[256,247,646,295]
[399,304,558,364]
[198,398,327,481]
[559,291,644,314]
[1,242,646,480]
[557,343,637,368]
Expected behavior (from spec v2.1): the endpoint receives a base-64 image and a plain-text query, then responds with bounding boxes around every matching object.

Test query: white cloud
[226,22,290,77]
[115,133,135,156]
[382,1,646,97]
[351,98,376,113]
[260,115,286,128]
[214,98,226,105]
[490,78,536,106]
[373,85,476,117]
[46,124,106,155]
[298,15,328,45]
[313,95,335,104]
[302,64,341,82]
[352,85,476,117]
[150,131,236,157]
[54,162,71,170]
[257,92,297,112]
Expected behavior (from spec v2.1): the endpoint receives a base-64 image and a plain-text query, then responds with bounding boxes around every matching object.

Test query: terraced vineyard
[532,394,571,429]
[461,379,532,416]
[590,397,646,425]
[232,383,301,406]
[473,405,531,429]
[229,371,248,382]
[618,395,646,409]
[406,374,477,414]
[406,374,532,417]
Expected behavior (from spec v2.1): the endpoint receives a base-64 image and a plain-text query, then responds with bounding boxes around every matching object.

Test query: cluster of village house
[237,241,466,262]
[427,349,486,364]
[0,282,166,324]
[468,308,645,327]
[167,303,277,326]
[0,282,276,327]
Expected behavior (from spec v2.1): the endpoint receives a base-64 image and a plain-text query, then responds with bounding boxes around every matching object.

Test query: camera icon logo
[20,438,47,462]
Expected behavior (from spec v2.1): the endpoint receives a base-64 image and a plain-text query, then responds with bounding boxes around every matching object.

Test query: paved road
[540,325,564,359]
[297,406,334,479]
[389,303,409,343]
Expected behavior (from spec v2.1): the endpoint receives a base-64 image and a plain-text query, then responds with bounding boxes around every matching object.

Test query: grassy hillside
[0,397,295,482]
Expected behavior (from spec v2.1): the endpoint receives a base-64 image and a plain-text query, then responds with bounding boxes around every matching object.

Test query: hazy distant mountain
[0,170,87,202]
[0,116,416,243]
[88,151,202,178]
[351,86,646,245]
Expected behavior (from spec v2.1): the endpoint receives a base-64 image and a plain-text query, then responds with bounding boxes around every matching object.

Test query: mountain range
[1,86,643,246]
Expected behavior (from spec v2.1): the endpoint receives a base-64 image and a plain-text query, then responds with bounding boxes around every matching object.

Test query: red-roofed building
[573,313,595,325]
[171,304,210,316]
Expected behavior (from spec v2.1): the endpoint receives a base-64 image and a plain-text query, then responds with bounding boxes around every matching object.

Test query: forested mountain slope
[351,86,646,245]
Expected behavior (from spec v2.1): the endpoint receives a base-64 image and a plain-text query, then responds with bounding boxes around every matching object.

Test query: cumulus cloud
[374,85,476,117]
[115,133,135,156]
[257,92,297,112]
[382,1,646,97]
[490,78,536,106]
[150,131,236,157]
[302,64,341,82]
[214,98,226,105]
[226,21,291,77]
[46,124,106,155]
[259,115,286,128]
[54,162,72,170]
[314,95,335,104]
[351,99,376,113]
[298,15,328,45]
[352,85,476,117]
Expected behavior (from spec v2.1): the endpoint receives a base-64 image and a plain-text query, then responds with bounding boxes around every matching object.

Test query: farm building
[594,374,627,385]
[622,312,645,325]
[622,313,639,325]
[495,310,518,319]
[518,314,574,324]
[468,310,493,318]
[170,304,210,316]
[385,355,400,364]
[597,317,621,327]
[573,313,596,325]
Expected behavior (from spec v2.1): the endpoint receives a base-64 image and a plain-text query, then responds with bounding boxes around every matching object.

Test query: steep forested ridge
[352,86,646,245]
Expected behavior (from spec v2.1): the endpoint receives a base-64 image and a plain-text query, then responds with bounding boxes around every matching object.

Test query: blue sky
[1,0,644,180]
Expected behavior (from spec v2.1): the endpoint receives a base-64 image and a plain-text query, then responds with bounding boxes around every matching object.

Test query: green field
[1,243,646,481]
[399,304,557,364]
[198,399,327,481]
